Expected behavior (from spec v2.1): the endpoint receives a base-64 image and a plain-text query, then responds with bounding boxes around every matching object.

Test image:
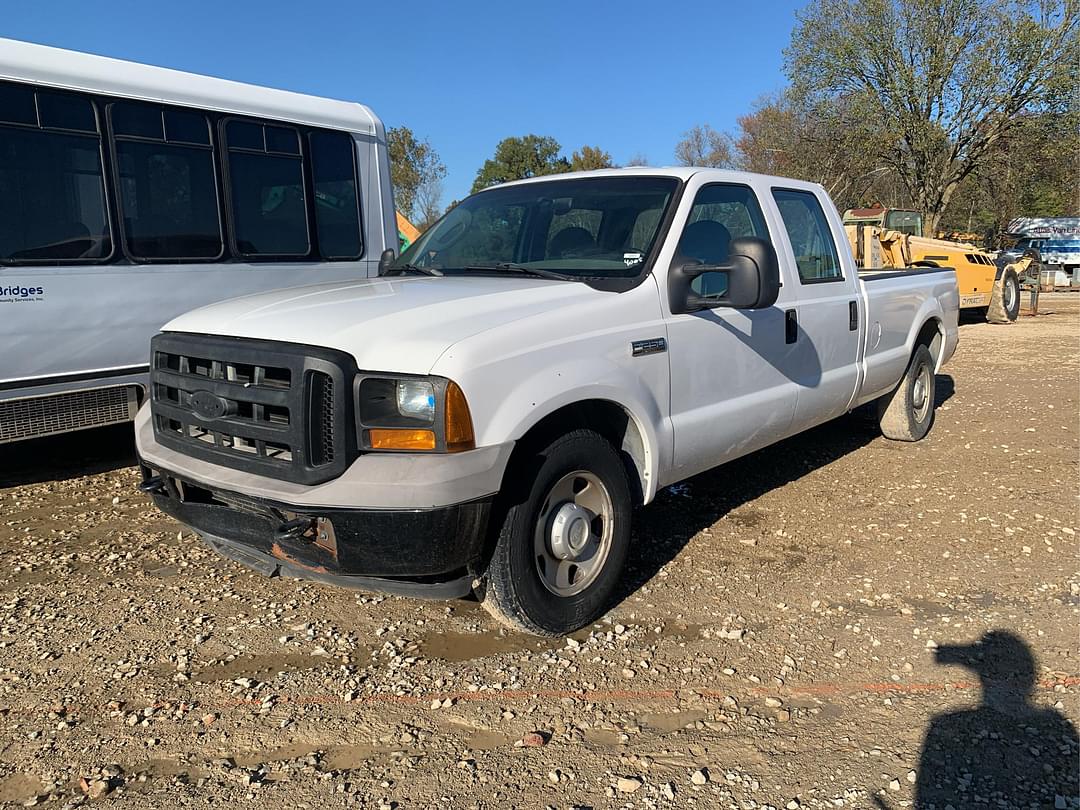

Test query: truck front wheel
[480,429,632,636]
[877,344,936,442]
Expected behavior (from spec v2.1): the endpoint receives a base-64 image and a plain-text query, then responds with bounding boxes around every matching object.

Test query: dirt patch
[0,294,1077,808]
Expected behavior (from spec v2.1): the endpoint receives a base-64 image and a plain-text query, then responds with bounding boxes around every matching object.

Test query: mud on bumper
[139,463,491,599]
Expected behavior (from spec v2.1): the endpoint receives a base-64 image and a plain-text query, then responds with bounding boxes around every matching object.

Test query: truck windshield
[392,176,679,278]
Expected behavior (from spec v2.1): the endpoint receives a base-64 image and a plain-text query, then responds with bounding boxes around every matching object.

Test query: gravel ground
[1,294,1077,809]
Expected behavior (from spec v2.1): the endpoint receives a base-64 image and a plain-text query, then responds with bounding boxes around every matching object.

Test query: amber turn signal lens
[369,428,436,451]
[444,381,475,452]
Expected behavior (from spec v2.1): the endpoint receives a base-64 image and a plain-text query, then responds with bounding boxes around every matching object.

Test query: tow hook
[274,517,314,542]
[138,476,166,495]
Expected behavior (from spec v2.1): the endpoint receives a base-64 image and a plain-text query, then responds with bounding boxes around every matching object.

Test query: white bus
[0,39,397,443]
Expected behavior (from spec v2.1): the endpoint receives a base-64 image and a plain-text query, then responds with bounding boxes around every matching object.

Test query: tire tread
[987,269,1020,324]
[480,429,629,636]
[878,344,935,442]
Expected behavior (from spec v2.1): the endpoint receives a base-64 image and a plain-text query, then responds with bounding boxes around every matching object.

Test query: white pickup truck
[136,168,959,636]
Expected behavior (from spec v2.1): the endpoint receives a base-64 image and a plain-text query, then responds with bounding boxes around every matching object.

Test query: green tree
[387,126,447,221]
[471,135,571,192]
[674,124,734,168]
[735,91,896,211]
[786,0,1079,233]
[569,145,614,171]
[939,109,1080,241]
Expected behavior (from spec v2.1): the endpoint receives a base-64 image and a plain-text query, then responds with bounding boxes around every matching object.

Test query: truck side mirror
[668,237,780,314]
[378,247,396,275]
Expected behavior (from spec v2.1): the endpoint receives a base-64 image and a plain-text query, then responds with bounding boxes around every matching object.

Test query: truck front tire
[480,429,632,636]
[987,268,1020,323]
[877,344,936,442]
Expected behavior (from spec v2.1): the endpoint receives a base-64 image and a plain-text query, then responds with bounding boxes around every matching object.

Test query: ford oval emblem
[190,390,232,420]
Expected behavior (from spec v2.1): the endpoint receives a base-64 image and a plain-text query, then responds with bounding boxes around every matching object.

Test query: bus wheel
[987,269,1020,324]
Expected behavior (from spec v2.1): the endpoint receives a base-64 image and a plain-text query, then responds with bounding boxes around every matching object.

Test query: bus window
[225,120,310,258]
[0,84,112,263]
[110,102,223,260]
[309,131,362,259]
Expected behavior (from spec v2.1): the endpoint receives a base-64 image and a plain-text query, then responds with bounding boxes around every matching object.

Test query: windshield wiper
[462,262,576,281]
[385,263,443,277]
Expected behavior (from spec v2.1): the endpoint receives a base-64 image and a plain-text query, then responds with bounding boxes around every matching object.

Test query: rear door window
[772,189,843,283]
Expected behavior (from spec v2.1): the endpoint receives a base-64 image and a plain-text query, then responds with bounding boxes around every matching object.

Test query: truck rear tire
[480,429,632,636]
[877,344,936,442]
[987,268,1020,323]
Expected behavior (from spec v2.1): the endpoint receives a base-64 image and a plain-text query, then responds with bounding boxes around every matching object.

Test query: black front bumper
[139,463,491,599]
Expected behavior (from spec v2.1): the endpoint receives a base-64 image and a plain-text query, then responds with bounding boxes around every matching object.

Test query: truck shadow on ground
[0,423,136,488]
[903,630,1079,810]
[616,373,955,606]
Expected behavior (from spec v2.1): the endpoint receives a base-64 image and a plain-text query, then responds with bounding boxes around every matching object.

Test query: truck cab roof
[480,166,825,194]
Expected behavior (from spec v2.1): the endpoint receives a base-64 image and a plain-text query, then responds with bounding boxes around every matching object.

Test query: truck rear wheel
[987,268,1020,323]
[480,429,632,636]
[877,344,936,442]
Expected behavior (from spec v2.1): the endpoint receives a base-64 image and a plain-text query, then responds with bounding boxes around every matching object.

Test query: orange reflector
[369,428,436,451]
[445,381,476,452]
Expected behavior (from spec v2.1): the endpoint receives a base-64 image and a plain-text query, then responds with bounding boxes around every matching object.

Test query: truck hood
[162,275,602,374]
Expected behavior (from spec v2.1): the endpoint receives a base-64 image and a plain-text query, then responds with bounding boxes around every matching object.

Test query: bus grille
[0,385,139,443]
[150,334,354,485]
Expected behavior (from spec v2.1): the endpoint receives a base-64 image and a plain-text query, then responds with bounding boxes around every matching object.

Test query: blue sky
[4,0,803,203]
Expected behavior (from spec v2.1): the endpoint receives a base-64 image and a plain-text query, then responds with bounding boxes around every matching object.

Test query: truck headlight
[355,375,475,453]
[396,380,436,422]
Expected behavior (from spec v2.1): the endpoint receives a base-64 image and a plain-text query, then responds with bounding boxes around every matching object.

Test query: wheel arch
[503,398,653,507]
[913,316,944,367]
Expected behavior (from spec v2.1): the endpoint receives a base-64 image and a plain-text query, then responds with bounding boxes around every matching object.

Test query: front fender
[476,356,669,503]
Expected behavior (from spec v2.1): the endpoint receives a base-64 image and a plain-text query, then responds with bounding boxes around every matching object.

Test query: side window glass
[110,101,223,260]
[0,84,112,263]
[225,119,309,258]
[679,183,769,298]
[309,131,362,259]
[772,189,843,282]
[680,183,768,265]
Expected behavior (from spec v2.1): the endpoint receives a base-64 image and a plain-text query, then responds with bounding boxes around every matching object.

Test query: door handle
[849,300,858,331]
[785,309,798,344]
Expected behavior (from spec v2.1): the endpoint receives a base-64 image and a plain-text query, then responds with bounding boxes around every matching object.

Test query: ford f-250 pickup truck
[135,168,959,636]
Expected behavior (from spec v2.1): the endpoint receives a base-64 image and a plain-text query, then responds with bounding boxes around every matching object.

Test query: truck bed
[856,267,960,405]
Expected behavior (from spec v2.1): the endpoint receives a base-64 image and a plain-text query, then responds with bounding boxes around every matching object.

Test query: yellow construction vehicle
[843,207,1036,324]
[397,211,421,251]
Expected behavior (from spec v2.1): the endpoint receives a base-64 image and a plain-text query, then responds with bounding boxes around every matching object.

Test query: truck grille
[0,385,139,443]
[150,333,356,485]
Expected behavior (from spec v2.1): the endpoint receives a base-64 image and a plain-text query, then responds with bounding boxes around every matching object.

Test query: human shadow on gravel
[912,630,1078,809]
[614,373,954,605]
[0,423,136,488]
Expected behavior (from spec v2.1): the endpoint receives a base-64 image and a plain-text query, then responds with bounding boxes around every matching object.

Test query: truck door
[770,187,861,432]
[664,181,799,481]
